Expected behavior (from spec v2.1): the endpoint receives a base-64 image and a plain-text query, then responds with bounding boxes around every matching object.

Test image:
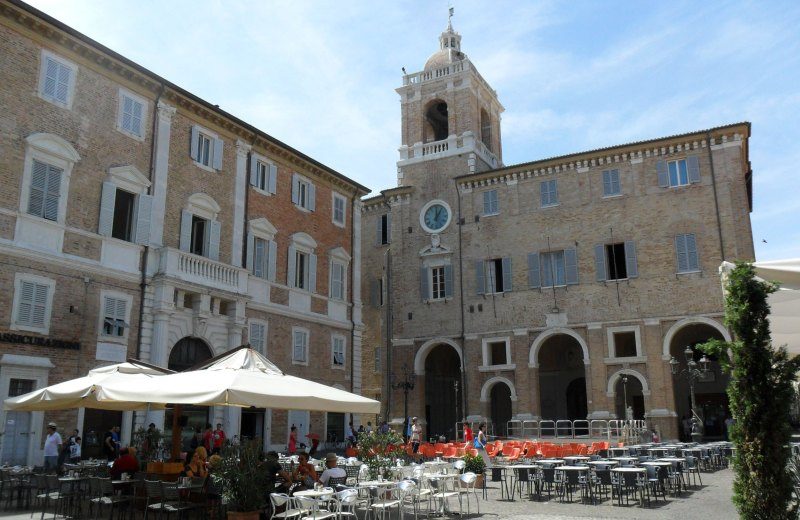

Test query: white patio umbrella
[96,346,381,414]
[3,360,171,411]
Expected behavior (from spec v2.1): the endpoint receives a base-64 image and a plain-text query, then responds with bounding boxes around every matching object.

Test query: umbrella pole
[171,404,182,461]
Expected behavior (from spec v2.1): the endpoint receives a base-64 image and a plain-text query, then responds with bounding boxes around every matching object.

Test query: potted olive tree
[210,440,269,520]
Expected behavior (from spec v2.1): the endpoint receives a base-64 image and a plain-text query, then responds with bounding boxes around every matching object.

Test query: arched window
[425,101,449,142]
[480,108,492,151]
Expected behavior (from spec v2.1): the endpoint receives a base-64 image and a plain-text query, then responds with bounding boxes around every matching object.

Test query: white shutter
[564,248,578,285]
[527,253,541,289]
[624,240,638,278]
[307,183,316,211]
[267,240,277,282]
[502,257,513,292]
[657,160,669,187]
[212,138,224,170]
[308,253,317,293]
[268,164,278,194]
[686,234,699,271]
[43,165,62,221]
[121,96,134,133]
[179,210,193,251]
[594,244,607,282]
[287,245,297,287]
[131,98,143,136]
[55,62,70,104]
[291,175,300,205]
[208,220,221,261]
[43,58,58,99]
[246,233,256,273]
[190,126,199,161]
[250,322,265,355]
[687,155,701,184]
[28,160,48,217]
[252,238,265,278]
[135,194,153,245]
[16,281,35,326]
[31,283,48,327]
[249,158,259,187]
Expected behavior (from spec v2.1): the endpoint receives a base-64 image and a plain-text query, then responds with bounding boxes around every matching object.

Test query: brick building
[0,0,368,466]
[361,21,754,440]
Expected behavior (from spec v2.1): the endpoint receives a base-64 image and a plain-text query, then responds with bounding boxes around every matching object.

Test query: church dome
[424,49,465,71]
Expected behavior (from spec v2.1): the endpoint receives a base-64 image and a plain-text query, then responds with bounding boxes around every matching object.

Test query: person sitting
[291,452,318,489]
[318,453,346,486]
[262,451,293,494]
[110,447,139,479]
[185,446,208,479]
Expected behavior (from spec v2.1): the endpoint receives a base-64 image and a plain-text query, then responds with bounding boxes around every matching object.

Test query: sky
[24,0,800,261]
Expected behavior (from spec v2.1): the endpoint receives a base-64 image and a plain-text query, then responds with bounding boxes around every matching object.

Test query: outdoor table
[563,456,590,465]
[488,465,513,500]
[555,466,593,504]
[610,467,647,507]
[294,488,336,499]
[537,459,565,466]
[608,447,629,457]
[610,457,638,466]
[509,464,538,501]
[648,447,672,458]
[586,460,618,467]
[357,479,397,488]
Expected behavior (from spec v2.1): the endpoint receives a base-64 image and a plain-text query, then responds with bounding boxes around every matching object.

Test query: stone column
[512,330,533,418]
[351,200,364,396]
[149,101,175,247]
[231,140,250,267]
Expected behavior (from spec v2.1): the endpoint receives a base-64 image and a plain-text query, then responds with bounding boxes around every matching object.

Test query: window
[27,159,62,221]
[249,158,277,194]
[377,214,390,245]
[483,189,499,215]
[247,218,277,281]
[291,174,316,211]
[540,251,565,287]
[602,169,621,196]
[480,337,514,370]
[288,233,318,293]
[111,189,136,241]
[527,249,578,288]
[249,321,266,355]
[606,243,627,280]
[180,195,222,260]
[332,335,345,367]
[118,90,145,138]
[102,295,127,337]
[613,332,637,358]
[421,264,453,300]
[11,273,55,334]
[39,51,76,107]
[540,179,558,207]
[489,341,507,365]
[190,215,207,256]
[332,193,346,226]
[8,379,35,398]
[292,328,309,364]
[98,166,153,245]
[252,237,269,278]
[330,261,346,300]
[594,241,637,282]
[476,258,511,294]
[657,156,700,188]
[431,266,446,300]
[675,233,699,273]
[607,325,643,359]
[190,126,223,170]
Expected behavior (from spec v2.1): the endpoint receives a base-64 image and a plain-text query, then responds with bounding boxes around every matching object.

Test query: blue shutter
[420,267,429,300]
[190,126,199,161]
[246,233,255,273]
[602,171,611,196]
[551,180,558,204]
[656,160,669,187]
[287,246,296,286]
[98,181,116,236]
[267,240,277,281]
[212,138,224,170]
[135,194,153,245]
[444,264,454,298]
[28,160,47,217]
[308,253,317,292]
[594,244,607,282]
[208,220,221,261]
[249,158,259,187]
[385,213,391,244]
[307,183,316,211]
[687,155,701,184]
[475,260,485,295]
[43,58,58,99]
[376,217,383,246]
[253,238,266,278]
[686,234,699,271]
[675,235,688,272]
[268,164,278,193]
[527,253,540,289]
[502,257,512,292]
[43,166,61,221]
[624,240,638,278]
[564,248,578,285]
[540,182,547,207]
[291,175,300,204]
[179,210,192,251]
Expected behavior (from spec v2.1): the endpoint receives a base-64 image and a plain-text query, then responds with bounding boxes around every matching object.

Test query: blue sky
[26,0,800,260]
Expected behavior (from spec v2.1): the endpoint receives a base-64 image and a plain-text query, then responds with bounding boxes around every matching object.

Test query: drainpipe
[136,84,165,360]
[348,192,357,394]
[455,180,468,420]
[705,131,726,261]
[384,240,392,422]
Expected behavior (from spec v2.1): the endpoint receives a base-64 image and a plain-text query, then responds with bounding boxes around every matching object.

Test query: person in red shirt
[212,423,226,454]
[463,423,474,449]
[110,447,139,479]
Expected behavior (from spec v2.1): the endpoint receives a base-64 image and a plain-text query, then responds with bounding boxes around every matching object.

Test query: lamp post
[670,346,711,442]
[622,375,629,420]
[391,364,416,439]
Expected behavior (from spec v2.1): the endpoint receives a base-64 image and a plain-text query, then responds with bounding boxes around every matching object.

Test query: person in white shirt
[69,436,82,463]
[318,453,346,486]
[43,422,63,472]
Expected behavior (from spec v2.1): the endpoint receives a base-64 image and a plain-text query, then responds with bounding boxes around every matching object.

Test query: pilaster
[232,140,251,267]
[150,101,175,247]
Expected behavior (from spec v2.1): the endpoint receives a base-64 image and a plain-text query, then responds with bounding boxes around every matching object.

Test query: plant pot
[227,511,259,520]
[460,474,484,488]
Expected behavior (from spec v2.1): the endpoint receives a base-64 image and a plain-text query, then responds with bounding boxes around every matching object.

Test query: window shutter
[179,210,193,252]
[190,126,199,161]
[267,240,277,281]
[31,283,48,327]
[307,183,316,211]
[121,96,133,132]
[594,244,607,282]
[208,220,221,261]
[624,240,638,278]
[375,217,382,246]
[564,248,578,285]
[131,99,143,136]
[308,253,317,293]
[687,155,700,184]
[370,279,380,307]
[287,245,297,287]
[527,253,540,288]
[656,160,669,187]
[135,193,153,245]
[291,175,300,204]
[420,267,429,300]
[268,164,278,194]
[675,235,688,272]
[44,166,61,221]
[540,182,547,207]
[385,213,391,244]
[483,191,491,215]
[212,138,224,170]
[246,233,255,272]
[444,264,454,298]
[475,260,485,295]
[98,181,116,236]
[502,257,512,292]
[17,281,35,325]
[603,171,612,195]
[249,158,259,187]
[43,58,58,98]
[551,180,558,204]
[28,160,47,217]
[253,238,266,278]
[55,63,70,104]
[686,234,699,271]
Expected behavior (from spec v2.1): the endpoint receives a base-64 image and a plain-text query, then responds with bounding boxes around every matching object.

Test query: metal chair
[268,493,305,520]
[457,472,480,515]
[90,477,131,520]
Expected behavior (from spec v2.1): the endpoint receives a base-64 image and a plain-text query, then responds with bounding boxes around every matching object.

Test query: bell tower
[396,15,504,188]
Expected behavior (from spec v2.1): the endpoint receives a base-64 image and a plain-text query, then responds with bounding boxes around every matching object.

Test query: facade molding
[661,316,731,360]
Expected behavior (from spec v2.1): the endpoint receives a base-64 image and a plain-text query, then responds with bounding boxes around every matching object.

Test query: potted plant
[210,440,269,520]
[462,452,486,488]
[356,428,405,480]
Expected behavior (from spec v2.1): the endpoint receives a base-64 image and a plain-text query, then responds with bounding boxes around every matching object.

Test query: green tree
[700,262,800,518]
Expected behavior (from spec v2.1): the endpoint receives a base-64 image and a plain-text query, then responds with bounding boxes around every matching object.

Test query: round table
[294,488,336,498]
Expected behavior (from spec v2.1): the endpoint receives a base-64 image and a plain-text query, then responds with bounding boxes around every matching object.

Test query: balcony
[398,131,500,169]
[157,247,248,294]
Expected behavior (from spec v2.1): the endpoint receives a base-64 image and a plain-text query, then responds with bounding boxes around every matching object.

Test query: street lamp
[670,346,710,441]
[622,375,629,420]
[391,364,416,438]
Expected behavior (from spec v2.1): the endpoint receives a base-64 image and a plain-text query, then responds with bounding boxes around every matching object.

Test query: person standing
[288,425,298,455]
[473,423,492,468]
[409,417,422,454]
[69,436,82,463]
[212,423,226,454]
[103,426,117,461]
[43,422,62,472]
[58,429,78,468]
[405,416,412,443]
[462,423,474,449]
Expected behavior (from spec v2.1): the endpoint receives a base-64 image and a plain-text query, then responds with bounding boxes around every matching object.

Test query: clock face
[423,203,450,232]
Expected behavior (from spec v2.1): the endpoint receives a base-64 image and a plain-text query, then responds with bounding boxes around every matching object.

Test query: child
[69,436,82,463]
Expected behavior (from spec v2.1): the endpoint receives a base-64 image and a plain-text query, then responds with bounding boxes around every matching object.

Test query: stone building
[0,0,367,466]
[361,21,754,440]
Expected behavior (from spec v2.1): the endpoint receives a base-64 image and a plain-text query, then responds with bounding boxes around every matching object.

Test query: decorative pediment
[290,232,317,250]
[26,133,80,162]
[329,246,351,263]
[108,165,151,194]
[249,217,277,239]
[187,193,221,220]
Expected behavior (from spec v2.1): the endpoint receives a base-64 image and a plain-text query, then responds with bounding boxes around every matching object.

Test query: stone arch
[414,338,462,376]
[480,376,518,402]
[529,327,591,368]
[423,99,449,142]
[662,316,731,360]
[606,368,651,397]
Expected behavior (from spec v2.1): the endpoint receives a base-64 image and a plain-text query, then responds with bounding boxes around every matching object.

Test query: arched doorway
[668,322,729,440]
[424,100,449,142]
[538,334,587,420]
[424,344,461,441]
[166,337,214,449]
[614,376,645,420]
[490,382,512,437]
